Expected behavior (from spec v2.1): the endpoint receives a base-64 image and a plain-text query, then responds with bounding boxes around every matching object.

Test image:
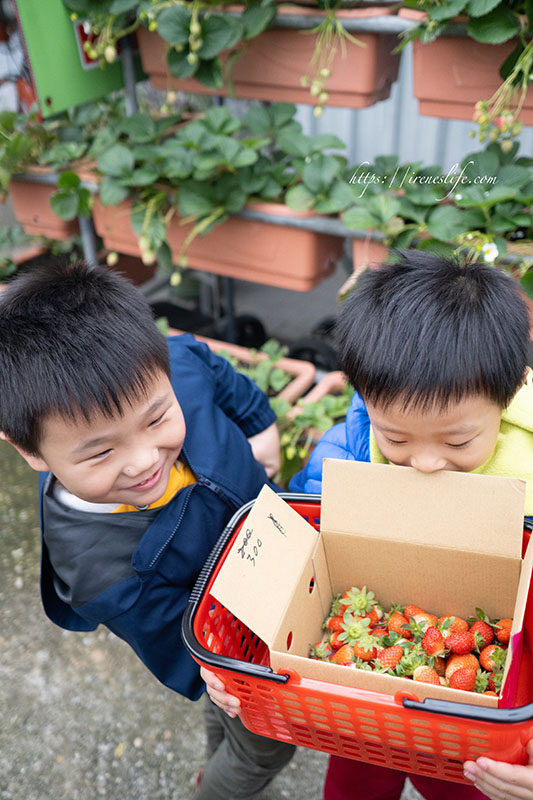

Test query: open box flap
[210,485,321,647]
[501,534,533,701]
[321,460,526,558]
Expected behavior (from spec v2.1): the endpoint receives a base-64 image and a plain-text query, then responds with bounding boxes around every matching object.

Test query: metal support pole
[121,35,139,116]
[79,215,99,268]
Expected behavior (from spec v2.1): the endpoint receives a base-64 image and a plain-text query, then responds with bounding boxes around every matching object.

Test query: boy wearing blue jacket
[290,251,533,800]
[0,262,295,799]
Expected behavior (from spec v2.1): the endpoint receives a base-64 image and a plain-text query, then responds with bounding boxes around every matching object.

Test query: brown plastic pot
[400,9,533,124]
[168,329,316,403]
[9,170,79,240]
[137,7,400,109]
[92,197,342,292]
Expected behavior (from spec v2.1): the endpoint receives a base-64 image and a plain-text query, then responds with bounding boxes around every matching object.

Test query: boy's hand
[247,422,281,478]
[464,741,533,799]
[201,666,241,718]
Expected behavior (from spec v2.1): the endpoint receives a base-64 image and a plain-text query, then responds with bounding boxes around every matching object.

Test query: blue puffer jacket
[39,334,277,701]
[289,391,370,493]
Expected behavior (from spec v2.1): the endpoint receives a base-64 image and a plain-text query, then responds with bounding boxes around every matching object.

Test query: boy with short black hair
[291,251,533,800]
[207,252,533,800]
[0,261,295,799]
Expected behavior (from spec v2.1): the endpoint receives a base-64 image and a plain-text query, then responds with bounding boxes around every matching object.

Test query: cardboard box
[212,459,532,709]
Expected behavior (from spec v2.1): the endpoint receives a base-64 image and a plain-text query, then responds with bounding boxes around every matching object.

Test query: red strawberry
[445,653,479,682]
[422,626,446,657]
[388,610,413,640]
[326,616,345,633]
[433,656,446,677]
[413,665,441,685]
[439,615,469,633]
[444,631,476,655]
[362,607,382,628]
[329,632,344,650]
[449,666,477,692]
[470,619,494,649]
[376,644,404,670]
[479,644,507,672]
[330,644,355,664]
[404,605,424,619]
[353,641,378,661]
[495,619,512,645]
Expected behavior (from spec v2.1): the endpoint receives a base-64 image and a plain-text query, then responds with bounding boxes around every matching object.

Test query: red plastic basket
[182,494,533,783]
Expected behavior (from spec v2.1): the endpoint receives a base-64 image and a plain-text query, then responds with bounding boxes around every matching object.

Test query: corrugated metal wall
[294,43,533,170]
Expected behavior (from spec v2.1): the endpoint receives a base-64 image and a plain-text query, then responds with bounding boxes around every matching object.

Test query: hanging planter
[9,169,79,240]
[136,6,400,109]
[399,9,533,124]
[92,196,342,291]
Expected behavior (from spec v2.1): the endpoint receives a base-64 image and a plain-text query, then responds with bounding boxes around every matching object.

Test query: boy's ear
[0,432,50,472]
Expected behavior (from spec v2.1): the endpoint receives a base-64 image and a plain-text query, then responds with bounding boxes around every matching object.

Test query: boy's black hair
[336,250,530,410]
[0,261,170,454]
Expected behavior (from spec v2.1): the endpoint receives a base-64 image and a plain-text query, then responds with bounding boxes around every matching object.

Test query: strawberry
[330,644,355,665]
[422,626,446,657]
[433,656,446,677]
[479,644,507,672]
[470,619,494,650]
[329,632,344,650]
[362,607,383,628]
[445,653,479,682]
[404,605,424,619]
[310,641,332,660]
[439,615,469,633]
[353,641,378,661]
[448,666,477,692]
[387,610,413,640]
[411,612,438,630]
[338,613,373,648]
[376,644,404,670]
[444,631,476,655]
[413,665,441,685]
[495,619,512,645]
[325,615,345,633]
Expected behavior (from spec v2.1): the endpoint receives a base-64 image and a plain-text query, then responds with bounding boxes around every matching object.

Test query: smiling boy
[0,261,295,799]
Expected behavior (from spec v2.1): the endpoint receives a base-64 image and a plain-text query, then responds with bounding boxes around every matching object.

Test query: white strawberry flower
[481,243,499,263]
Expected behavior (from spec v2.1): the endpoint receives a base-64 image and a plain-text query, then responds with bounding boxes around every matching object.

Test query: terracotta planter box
[92,197,342,291]
[137,7,400,108]
[168,329,316,403]
[9,172,79,240]
[400,9,533,123]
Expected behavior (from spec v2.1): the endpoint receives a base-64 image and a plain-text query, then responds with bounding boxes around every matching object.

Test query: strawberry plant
[310,585,513,697]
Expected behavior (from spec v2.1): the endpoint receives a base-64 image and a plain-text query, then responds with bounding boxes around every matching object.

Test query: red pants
[324,757,486,800]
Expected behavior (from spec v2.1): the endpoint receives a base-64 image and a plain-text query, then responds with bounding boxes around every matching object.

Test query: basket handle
[402,696,533,723]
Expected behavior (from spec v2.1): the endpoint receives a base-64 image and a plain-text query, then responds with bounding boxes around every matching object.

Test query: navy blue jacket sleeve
[170,335,276,438]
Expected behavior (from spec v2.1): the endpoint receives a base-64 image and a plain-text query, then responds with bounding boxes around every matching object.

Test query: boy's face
[17,371,186,506]
[365,394,503,473]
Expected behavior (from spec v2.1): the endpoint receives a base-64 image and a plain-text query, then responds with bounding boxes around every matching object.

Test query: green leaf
[156,240,173,273]
[285,183,315,211]
[242,105,272,134]
[310,134,346,152]
[302,154,341,194]
[242,2,276,38]
[98,175,130,206]
[270,103,298,130]
[198,15,244,59]
[118,113,157,143]
[232,148,259,168]
[520,269,533,300]
[194,57,224,90]
[177,181,217,217]
[465,0,501,18]
[97,144,134,178]
[426,205,486,241]
[277,131,312,158]
[429,0,468,20]
[129,166,160,186]
[415,238,457,258]
[167,47,198,79]
[498,164,532,190]
[50,190,79,220]
[342,205,380,230]
[57,171,81,190]
[324,181,357,213]
[110,0,138,11]
[156,5,191,45]
[467,7,519,43]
